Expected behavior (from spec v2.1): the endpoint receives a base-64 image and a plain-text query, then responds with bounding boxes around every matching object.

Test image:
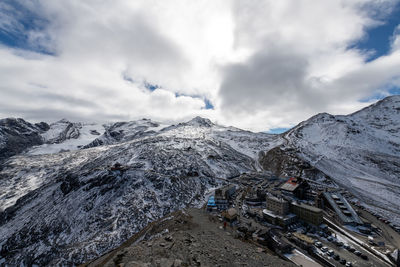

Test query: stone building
[215,184,236,200]
[290,202,323,225]
[266,195,289,216]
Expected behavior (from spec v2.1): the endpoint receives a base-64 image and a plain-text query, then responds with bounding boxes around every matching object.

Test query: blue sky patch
[353,4,400,62]
[203,98,214,110]
[144,81,159,91]
[389,86,400,95]
[360,92,387,102]
[0,0,54,54]
[360,81,400,102]
[267,127,290,134]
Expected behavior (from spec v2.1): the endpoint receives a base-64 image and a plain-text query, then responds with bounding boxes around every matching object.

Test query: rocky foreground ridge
[85,208,294,267]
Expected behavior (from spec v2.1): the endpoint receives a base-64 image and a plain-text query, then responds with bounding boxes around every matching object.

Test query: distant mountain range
[0,95,399,265]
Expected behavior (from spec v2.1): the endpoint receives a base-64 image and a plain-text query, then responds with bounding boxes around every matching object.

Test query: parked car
[333,254,340,260]
[320,232,328,238]
[327,236,334,242]
[340,259,346,265]
[345,262,353,267]
[321,247,328,252]
[327,249,334,256]
[335,241,344,246]
[354,250,362,256]
[343,244,350,250]
[348,247,355,253]
[360,254,368,260]
[314,241,323,248]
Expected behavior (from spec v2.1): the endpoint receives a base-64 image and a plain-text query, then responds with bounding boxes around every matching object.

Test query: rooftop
[293,232,314,244]
[207,196,216,207]
[280,177,301,192]
[291,202,322,213]
[323,191,363,225]
[263,209,297,220]
[267,195,288,203]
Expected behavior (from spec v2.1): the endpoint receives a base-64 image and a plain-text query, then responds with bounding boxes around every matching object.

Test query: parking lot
[314,228,391,267]
[357,208,400,249]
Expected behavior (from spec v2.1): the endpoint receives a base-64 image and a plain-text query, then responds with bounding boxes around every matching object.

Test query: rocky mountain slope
[0,96,399,265]
[0,117,277,265]
[284,95,400,223]
[0,118,48,162]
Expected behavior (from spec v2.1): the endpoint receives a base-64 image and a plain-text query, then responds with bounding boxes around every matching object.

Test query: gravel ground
[86,208,295,267]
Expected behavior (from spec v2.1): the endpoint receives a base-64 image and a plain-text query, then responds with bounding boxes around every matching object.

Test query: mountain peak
[382,94,400,101]
[56,118,72,124]
[185,116,213,127]
[367,95,400,108]
[350,95,400,120]
[373,95,400,109]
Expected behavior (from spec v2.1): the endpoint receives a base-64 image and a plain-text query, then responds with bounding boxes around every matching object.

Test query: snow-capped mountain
[282,95,400,223]
[83,118,164,149]
[0,118,106,160]
[28,119,106,155]
[0,95,399,265]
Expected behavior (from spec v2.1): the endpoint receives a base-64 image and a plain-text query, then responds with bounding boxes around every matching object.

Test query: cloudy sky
[1,0,400,132]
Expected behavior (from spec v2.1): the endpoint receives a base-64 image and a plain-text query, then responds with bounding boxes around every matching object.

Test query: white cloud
[391,25,400,51]
[0,0,399,131]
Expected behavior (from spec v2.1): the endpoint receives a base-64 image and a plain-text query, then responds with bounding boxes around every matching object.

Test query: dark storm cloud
[1,86,99,108]
[57,9,189,84]
[219,48,313,114]
[0,103,129,123]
